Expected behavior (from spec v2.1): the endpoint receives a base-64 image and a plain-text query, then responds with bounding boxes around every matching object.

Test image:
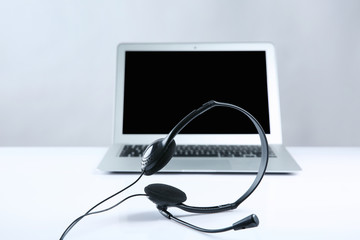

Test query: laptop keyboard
[120,145,276,158]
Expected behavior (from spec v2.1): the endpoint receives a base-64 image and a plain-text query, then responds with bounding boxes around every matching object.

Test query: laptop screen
[122,51,270,134]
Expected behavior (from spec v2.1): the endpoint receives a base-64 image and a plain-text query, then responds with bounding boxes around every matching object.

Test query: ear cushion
[141,139,176,175]
[145,183,187,208]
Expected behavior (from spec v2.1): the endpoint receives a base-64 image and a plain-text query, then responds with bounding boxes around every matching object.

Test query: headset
[60,100,268,239]
[142,100,268,232]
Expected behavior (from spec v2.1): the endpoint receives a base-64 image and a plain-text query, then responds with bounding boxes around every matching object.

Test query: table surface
[0,147,359,239]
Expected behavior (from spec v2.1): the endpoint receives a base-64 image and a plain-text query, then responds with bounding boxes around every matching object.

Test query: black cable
[60,193,147,239]
[60,172,145,239]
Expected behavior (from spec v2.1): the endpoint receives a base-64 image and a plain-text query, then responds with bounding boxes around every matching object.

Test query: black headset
[142,100,269,233]
[60,100,268,239]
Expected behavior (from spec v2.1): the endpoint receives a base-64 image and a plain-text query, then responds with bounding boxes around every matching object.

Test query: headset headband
[143,100,269,213]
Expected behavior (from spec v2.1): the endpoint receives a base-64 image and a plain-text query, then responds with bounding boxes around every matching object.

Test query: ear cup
[141,138,176,175]
[145,183,187,209]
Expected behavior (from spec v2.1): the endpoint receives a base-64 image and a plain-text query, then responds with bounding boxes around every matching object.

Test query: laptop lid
[114,42,282,146]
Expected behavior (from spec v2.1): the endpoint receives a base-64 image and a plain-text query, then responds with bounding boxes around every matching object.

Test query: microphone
[232,214,259,230]
[159,209,259,233]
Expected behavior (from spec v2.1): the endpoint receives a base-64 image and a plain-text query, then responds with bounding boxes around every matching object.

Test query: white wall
[1,0,359,146]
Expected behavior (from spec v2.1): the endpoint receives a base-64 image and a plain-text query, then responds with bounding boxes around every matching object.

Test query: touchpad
[163,158,232,172]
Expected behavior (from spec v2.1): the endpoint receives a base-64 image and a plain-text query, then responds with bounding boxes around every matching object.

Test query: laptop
[98,42,301,173]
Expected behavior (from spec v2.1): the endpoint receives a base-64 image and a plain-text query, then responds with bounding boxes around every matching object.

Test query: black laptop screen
[123,51,270,134]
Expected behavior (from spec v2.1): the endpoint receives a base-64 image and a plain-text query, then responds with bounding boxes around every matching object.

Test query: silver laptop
[98,42,301,173]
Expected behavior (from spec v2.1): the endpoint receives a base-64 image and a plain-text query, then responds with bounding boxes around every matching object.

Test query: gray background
[1,0,359,147]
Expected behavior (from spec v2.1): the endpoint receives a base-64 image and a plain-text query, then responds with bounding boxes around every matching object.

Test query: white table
[0,147,359,239]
